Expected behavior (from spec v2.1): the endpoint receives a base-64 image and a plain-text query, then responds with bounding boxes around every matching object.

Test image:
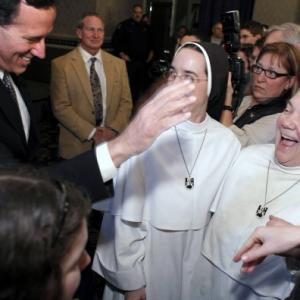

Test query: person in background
[210,21,223,45]
[0,168,90,300]
[142,14,151,26]
[168,25,189,56]
[238,44,254,74]
[51,12,132,159]
[236,38,265,102]
[221,42,300,147]
[92,41,240,300]
[236,43,254,94]
[240,20,264,47]
[180,31,201,46]
[265,22,300,49]
[249,37,265,67]
[0,0,196,202]
[112,4,154,103]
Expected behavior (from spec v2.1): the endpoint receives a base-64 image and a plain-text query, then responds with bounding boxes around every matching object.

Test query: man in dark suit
[112,4,153,102]
[0,74,39,164]
[0,0,195,202]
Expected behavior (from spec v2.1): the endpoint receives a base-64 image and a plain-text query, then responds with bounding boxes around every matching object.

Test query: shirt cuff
[95,142,118,182]
[88,128,96,141]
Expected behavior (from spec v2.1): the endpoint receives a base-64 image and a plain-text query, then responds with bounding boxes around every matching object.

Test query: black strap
[234,97,287,128]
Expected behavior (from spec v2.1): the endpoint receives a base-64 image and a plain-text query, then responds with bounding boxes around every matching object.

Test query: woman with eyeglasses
[92,42,240,300]
[221,42,300,147]
[0,169,91,300]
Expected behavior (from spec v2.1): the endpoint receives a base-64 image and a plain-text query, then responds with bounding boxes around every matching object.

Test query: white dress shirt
[79,46,107,132]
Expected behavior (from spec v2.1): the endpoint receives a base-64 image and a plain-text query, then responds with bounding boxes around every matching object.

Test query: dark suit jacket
[0,74,111,202]
[0,75,39,164]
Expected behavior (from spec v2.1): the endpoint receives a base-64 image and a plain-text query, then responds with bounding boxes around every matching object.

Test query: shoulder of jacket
[52,48,78,64]
[102,50,123,64]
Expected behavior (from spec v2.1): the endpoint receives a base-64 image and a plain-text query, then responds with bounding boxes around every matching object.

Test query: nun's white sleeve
[92,213,147,291]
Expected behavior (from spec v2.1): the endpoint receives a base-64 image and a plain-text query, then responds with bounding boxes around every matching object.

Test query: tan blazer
[51,48,132,159]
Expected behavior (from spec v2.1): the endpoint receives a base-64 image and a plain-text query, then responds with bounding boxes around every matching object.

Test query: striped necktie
[90,57,103,125]
[2,71,18,104]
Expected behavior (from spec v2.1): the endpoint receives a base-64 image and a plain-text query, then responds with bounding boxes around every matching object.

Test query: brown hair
[0,168,90,300]
[257,42,300,95]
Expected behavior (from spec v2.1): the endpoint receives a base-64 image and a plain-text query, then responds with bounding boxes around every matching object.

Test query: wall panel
[253,0,300,26]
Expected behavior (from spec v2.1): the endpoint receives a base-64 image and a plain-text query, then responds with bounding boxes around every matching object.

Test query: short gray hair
[266,22,300,48]
[77,12,102,29]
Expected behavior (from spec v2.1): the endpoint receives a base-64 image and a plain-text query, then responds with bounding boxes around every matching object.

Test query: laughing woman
[201,89,300,300]
[92,42,240,300]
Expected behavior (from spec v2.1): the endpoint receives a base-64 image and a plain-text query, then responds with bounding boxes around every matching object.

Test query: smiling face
[76,16,104,56]
[252,53,294,104]
[60,219,90,300]
[275,90,300,167]
[0,2,56,74]
[170,47,208,123]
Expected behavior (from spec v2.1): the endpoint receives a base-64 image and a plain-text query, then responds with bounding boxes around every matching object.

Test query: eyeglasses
[164,69,207,84]
[251,64,290,79]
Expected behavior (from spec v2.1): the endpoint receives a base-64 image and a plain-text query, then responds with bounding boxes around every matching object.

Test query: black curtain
[198,0,255,41]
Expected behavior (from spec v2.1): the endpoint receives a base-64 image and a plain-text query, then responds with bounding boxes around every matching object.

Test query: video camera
[221,10,244,111]
[148,49,171,80]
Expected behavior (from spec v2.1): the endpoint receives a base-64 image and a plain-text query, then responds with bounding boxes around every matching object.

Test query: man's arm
[45,149,113,202]
[220,72,234,126]
[107,80,195,167]
[48,80,195,202]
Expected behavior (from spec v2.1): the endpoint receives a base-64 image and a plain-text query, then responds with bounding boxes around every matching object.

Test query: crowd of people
[2,1,300,300]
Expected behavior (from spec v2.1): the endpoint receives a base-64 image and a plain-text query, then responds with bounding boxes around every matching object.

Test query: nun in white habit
[92,42,240,300]
[201,89,300,300]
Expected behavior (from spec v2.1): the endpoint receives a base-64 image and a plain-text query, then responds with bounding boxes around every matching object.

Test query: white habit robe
[92,115,240,300]
[201,144,300,300]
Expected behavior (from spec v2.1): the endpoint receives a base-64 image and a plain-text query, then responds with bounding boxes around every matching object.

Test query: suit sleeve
[0,141,20,166]
[106,60,132,132]
[51,59,95,141]
[45,149,113,202]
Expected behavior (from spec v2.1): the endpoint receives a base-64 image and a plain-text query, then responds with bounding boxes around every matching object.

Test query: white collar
[176,113,210,133]
[79,46,102,64]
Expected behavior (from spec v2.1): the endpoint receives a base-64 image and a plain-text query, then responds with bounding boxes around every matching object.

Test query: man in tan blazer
[51,12,132,159]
